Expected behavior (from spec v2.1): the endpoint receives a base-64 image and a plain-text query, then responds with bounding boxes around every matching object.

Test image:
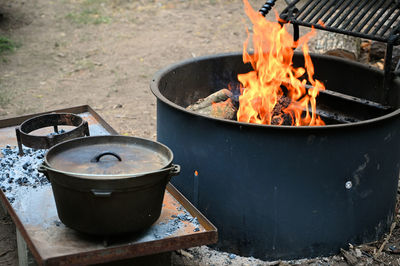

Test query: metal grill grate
[259,0,400,104]
[280,0,400,44]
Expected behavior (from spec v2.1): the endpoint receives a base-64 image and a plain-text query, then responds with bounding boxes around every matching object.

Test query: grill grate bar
[349,0,385,32]
[313,0,346,25]
[297,0,323,22]
[345,0,376,30]
[332,0,361,29]
[325,0,354,27]
[372,2,400,36]
[311,0,341,24]
[293,0,312,21]
[380,7,400,37]
[363,0,393,34]
[305,0,330,23]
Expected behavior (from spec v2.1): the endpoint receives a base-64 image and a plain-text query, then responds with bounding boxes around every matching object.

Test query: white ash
[149,217,183,241]
[173,245,345,266]
[85,124,110,135]
[79,113,110,135]
[175,204,200,230]
[139,203,202,242]
[11,185,59,228]
[0,145,48,205]
[172,210,200,232]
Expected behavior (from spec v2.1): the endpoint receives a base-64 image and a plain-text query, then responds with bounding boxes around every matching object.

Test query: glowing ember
[236,0,325,126]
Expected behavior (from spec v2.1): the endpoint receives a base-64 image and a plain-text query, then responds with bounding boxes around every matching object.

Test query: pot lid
[45,136,173,176]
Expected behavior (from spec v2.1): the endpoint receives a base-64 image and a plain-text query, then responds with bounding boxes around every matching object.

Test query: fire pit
[151,0,400,260]
[151,51,400,260]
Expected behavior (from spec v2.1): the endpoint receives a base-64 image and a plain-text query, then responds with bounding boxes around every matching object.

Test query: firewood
[369,41,400,70]
[313,32,361,61]
[369,41,386,61]
[186,89,237,120]
[187,89,232,111]
[371,59,384,70]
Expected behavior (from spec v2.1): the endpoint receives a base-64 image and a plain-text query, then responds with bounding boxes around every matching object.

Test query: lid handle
[91,151,122,163]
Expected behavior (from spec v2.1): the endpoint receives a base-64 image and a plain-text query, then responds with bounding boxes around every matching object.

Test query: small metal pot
[38,135,180,236]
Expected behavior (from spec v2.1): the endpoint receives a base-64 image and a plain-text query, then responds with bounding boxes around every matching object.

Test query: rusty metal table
[0,105,217,266]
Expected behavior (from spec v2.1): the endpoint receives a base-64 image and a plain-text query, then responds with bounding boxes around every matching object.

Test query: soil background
[0,0,399,265]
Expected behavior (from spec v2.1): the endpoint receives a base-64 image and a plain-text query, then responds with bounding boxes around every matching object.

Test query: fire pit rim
[150,52,400,130]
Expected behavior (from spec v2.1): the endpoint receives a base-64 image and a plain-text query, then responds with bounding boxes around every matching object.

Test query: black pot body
[151,53,400,260]
[47,169,169,236]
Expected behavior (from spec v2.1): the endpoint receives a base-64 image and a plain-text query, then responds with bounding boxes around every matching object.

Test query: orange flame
[237,0,325,126]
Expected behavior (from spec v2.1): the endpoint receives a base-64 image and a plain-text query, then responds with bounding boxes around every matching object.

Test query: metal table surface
[0,105,217,266]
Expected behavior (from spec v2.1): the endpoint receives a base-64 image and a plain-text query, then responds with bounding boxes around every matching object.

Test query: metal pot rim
[43,135,175,179]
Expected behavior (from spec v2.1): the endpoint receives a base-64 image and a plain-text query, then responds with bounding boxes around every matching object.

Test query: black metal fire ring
[150,51,400,260]
[15,113,90,156]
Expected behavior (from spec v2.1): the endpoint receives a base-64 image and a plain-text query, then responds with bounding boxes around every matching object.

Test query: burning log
[313,32,361,61]
[186,88,294,125]
[186,89,237,120]
[271,96,293,126]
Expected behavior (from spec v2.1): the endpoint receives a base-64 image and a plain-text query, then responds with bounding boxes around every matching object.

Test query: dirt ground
[0,0,262,139]
[0,0,399,265]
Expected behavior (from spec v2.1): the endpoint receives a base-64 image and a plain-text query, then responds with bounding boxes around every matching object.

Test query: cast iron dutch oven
[38,135,180,236]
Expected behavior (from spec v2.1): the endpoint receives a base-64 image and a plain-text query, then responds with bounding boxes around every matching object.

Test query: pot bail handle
[91,151,122,163]
[37,163,50,181]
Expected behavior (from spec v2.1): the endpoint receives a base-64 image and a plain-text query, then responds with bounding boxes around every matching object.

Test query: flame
[236,0,325,126]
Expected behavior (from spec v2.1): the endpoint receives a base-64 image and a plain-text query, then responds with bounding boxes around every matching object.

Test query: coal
[48,129,66,136]
[0,145,48,206]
